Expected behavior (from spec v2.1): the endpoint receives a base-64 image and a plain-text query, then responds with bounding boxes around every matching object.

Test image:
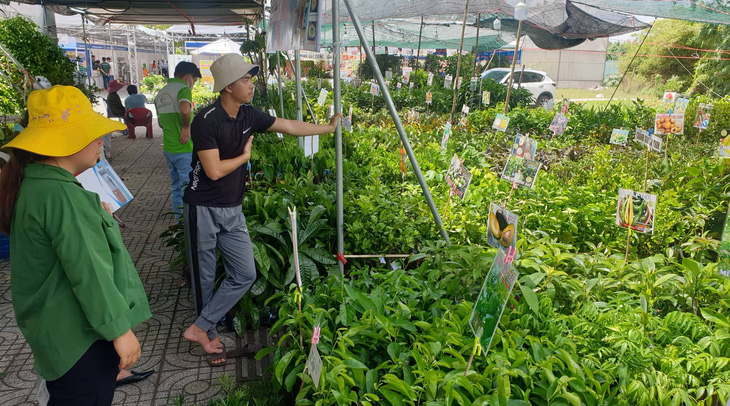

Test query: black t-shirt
[183,99,276,207]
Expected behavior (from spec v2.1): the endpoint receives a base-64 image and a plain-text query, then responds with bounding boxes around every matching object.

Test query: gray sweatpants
[183,204,257,340]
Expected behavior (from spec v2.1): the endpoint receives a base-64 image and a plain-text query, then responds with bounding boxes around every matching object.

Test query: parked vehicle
[481,68,556,106]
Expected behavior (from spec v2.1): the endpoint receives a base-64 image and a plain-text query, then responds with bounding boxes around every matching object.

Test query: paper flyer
[693,103,712,130]
[492,114,510,132]
[610,128,629,146]
[441,122,452,150]
[616,188,657,234]
[501,154,541,188]
[385,69,393,80]
[511,134,537,160]
[654,113,684,135]
[469,249,518,353]
[446,153,472,199]
[267,0,301,52]
[76,159,133,213]
[663,92,677,105]
[548,113,568,136]
[487,203,518,252]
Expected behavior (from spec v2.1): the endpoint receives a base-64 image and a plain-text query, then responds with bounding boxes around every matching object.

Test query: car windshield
[483,70,509,82]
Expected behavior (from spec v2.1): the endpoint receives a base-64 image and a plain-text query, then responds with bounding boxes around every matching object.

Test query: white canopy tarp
[190,38,242,55]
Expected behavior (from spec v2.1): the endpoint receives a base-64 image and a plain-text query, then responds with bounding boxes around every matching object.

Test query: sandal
[206,342,227,366]
[227,343,263,358]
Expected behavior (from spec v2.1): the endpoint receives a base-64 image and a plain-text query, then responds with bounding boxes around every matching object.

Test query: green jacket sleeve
[49,186,133,341]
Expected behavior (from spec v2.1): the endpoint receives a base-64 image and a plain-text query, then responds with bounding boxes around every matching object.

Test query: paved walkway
[0,116,272,405]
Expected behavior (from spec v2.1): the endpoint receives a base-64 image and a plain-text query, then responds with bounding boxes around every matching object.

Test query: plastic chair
[125,108,154,139]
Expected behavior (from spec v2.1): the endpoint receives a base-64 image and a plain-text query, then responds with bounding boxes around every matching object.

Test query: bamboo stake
[696,128,702,145]
[624,228,631,264]
[288,206,304,349]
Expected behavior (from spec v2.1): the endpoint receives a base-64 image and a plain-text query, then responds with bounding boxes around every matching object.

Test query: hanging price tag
[306,344,322,388]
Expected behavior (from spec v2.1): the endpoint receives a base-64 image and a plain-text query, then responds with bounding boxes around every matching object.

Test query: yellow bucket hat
[1,85,126,157]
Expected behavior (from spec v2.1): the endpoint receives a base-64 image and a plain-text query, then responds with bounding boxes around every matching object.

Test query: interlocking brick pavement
[0,113,273,405]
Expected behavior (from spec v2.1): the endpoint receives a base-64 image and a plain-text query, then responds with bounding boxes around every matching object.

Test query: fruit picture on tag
[487,203,517,251]
[616,188,657,234]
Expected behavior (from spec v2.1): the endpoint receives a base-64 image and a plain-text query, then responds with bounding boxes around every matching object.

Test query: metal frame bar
[342,0,451,245]
[333,0,345,274]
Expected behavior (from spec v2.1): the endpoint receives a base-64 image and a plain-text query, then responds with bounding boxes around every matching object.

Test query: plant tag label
[385,69,393,80]
[441,122,452,150]
[616,188,657,234]
[549,113,568,136]
[397,82,402,90]
[306,344,322,389]
[370,83,379,96]
[512,134,537,160]
[610,128,629,146]
[654,113,684,136]
[482,91,490,105]
[317,88,328,106]
[487,203,518,252]
[426,91,432,105]
[343,116,352,132]
[469,249,518,355]
[427,72,434,86]
[492,114,510,132]
[469,76,478,91]
[403,67,412,83]
[461,105,470,115]
[444,75,453,89]
[379,256,386,264]
[501,154,540,189]
[720,129,730,158]
[694,103,712,130]
[446,153,473,200]
[561,100,569,114]
[634,127,651,147]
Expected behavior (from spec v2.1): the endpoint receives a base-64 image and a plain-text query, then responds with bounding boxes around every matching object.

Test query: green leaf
[285,363,305,391]
[250,277,268,296]
[302,246,337,265]
[379,388,405,406]
[298,218,329,246]
[559,393,581,406]
[343,359,368,370]
[519,284,540,314]
[275,350,297,384]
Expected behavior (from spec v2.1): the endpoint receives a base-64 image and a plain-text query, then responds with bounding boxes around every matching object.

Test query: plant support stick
[288,206,304,349]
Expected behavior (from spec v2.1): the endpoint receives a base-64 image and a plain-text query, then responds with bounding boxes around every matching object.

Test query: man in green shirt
[99,57,111,90]
[154,61,201,220]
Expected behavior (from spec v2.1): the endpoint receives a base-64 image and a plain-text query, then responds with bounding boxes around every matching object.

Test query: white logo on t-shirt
[242,127,251,134]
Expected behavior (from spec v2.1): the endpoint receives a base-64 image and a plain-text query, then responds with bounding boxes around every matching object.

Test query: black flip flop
[227,343,263,359]
[116,369,155,387]
[206,342,227,366]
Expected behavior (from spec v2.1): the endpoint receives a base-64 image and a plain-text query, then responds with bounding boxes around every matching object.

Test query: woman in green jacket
[0,86,152,405]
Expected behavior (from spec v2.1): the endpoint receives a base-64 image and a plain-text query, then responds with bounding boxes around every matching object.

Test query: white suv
[481,68,556,106]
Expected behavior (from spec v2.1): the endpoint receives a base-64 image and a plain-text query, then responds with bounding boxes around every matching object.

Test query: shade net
[317,0,729,51]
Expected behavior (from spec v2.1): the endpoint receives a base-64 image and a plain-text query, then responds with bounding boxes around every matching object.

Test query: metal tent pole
[415,16,423,70]
[277,53,284,118]
[333,0,344,275]
[109,25,117,78]
[450,0,470,124]
[81,16,92,88]
[342,0,451,245]
[295,50,303,121]
[474,13,481,72]
[503,21,523,114]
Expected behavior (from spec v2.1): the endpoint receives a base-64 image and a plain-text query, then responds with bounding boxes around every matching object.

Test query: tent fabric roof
[14,0,263,25]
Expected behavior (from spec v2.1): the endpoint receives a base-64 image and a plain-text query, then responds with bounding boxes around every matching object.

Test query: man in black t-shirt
[181,53,342,365]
